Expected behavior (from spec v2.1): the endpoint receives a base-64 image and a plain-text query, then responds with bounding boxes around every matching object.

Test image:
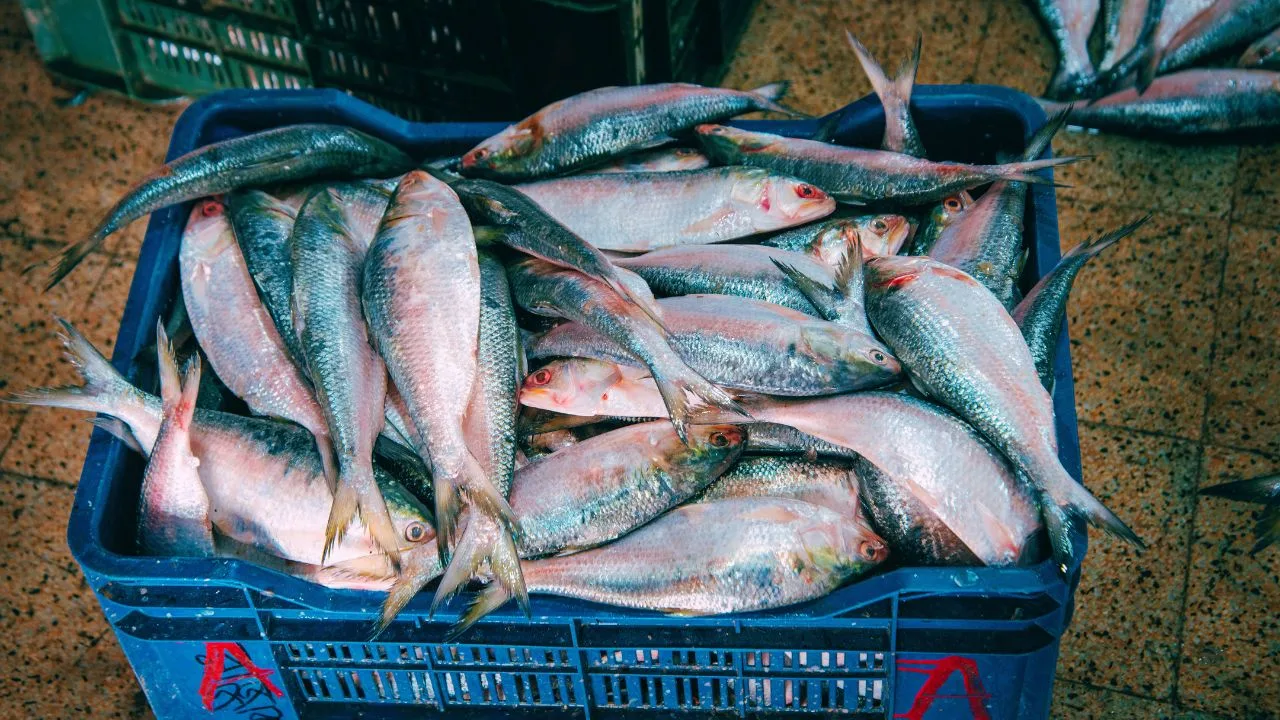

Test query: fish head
[676,424,747,472]
[804,324,902,387]
[756,174,836,225]
[933,191,973,227]
[379,478,438,552]
[668,148,711,171]
[853,213,910,256]
[694,124,778,162]
[1241,35,1279,68]
[792,507,888,577]
[183,197,235,255]
[460,124,539,176]
[519,359,628,416]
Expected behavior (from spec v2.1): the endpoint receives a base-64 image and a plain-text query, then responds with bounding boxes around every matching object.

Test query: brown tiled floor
[0,1,1276,718]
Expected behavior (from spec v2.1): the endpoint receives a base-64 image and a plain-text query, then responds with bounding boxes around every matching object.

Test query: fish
[1043,69,1280,135]
[291,185,397,564]
[695,124,1076,205]
[1098,0,1161,73]
[361,171,515,573]
[1200,474,1280,554]
[460,82,798,179]
[136,322,213,557]
[928,111,1069,308]
[845,31,926,157]
[1013,218,1147,391]
[1240,26,1280,69]
[1032,0,1102,99]
[907,191,973,256]
[43,124,414,288]
[519,358,669,419]
[588,147,711,173]
[225,189,307,367]
[6,318,435,568]
[762,214,911,261]
[179,198,335,484]
[529,293,902,396]
[521,429,582,459]
[744,423,862,460]
[436,249,528,613]
[1144,0,1280,84]
[508,259,744,439]
[698,456,863,520]
[746,392,1044,567]
[615,244,841,317]
[514,167,835,252]
[450,497,888,639]
[378,421,745,631]
[863,255,1142,572]
[1098,0,1218,88]
[452,179,666,324]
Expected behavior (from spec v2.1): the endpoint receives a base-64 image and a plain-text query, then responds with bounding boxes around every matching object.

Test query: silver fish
[136,323,212,557]
[460,82,796,179]
[1013,218,1146,390]
[226,189,306,367]
[1199,474,1280,554]
[1099,0,1218,87]
[450,497,888,638]
[1033,0,1102,99]
[509,259,743,439]
[180,199,334,483]
[529,293,901,396]
[45,124,413,288]
[514,167,834,252]
[762,214,911,261]
[907,191,973,256]
[291,185,397,563]
[1098,0,1161,73]
[1240,26,1280,69]
[362,171,514,569]
[695,124,1076,205]
[588,147,711,173]
[1146,0,1280,81]
[698,456,863,520]
[863,255,1142,571]
[845,31,926,157]
[519,358,668,419]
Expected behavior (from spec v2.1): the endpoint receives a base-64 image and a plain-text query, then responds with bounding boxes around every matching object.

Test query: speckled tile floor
[0,1,1276,719]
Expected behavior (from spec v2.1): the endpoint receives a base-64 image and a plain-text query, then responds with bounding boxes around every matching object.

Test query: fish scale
[227,190,307,367]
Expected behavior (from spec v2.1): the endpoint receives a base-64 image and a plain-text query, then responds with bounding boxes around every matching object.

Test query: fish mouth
[518,386,596,416]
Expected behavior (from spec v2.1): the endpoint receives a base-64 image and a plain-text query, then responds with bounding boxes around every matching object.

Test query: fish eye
[944,197,962,211]
[872,219,888,233]
[795,184,821,199]
[709,431,731,447]
[201,200,223,217]
[868,349,889,365]
[472,148,489,159]
[529,368,553,386]
[859,540,884,561]
[404,522,427,543]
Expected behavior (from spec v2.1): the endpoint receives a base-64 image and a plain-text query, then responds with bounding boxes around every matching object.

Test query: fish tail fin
[39,230,106,290]
[175,353,202,428]
[371,543,444,639]
[325,459,403,570]
[155,320,182,409]
[896,33,923,104]
[1251,505,1278,555]
[446,582,515,643]
[747,81,810,119]
[431,515,528,618]
[771,257,839,319]
[1042,464,1144,554]
[1041,498,1084,576]
[314,432,339,495]
[845,30,892,98]
[1024,108,1072,161]
[1199,475,1279,504]
[1063,214,1149,263]
[3,317,140,418]
[88,417,145,453]
[606,272,670,335]
[653,371,748,443]
[990,156,1082,185]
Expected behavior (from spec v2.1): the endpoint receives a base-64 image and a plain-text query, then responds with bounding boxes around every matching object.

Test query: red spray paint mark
[198,642,284,712]
[896,656,991,720]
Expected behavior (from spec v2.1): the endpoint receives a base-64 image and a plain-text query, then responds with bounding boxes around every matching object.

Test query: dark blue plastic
[67,86,1085,719]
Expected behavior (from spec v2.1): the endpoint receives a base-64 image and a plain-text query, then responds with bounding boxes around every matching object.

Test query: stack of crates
[18,0,759,120]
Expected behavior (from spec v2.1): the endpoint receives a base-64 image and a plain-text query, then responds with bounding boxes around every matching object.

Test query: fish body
[908,192,973,256]
[1099,0,1159,73]
[589,147,710,173]
[699,456,863,520]
[10,320,434,567]
[1240,26,1280,69]
[1152,0,1280,77]
[180,199,332,472]
[226,189,306,366]
[616,244,837,317]
[695,125,1073,205]
[515,167,834,252]
[137,326,212,557]
[452,497,888,637]
[291,185,395,562]
[529,293,901,396]
[466,250,522,497]
[845,31,926,157]
[520,358,668,419]
[509,260,741,438]
[863,255,1141,570]
[1048,69,1280,134]
[48,124,412,288]
[763,214,910,261]
[1013,219,1145,390]
[1033,0,1101,98]
[460,82,795,179]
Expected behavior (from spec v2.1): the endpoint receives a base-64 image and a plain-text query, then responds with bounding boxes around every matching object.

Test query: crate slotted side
[69,87,1079,720]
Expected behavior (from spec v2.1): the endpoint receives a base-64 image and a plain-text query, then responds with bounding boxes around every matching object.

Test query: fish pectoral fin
[827,192,868,206]
[680,206,738,236]
[630,134,680,153]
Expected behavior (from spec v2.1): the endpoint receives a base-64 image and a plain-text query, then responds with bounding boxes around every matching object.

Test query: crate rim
[65,84,1083,624]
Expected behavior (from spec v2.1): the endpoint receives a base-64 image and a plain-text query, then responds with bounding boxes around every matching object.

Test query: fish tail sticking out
[1064,214,1148,263]
[430,513,528,619]
[324,458,402,570]
[985,156,1083,186]
[435,450,519,566]
[1039,463,1144,575]
[88,417,144,453]
[372,541,444,639]
[1024,109,1073,161]
[653,369,748,444]
[747,81,810,119]
[3,317,138,417]
[447,581,517,642]
[1200,474,1279,555]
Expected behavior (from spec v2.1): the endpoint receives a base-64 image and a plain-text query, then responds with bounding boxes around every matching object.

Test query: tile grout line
[967,0,1000,82]
[0,259,118,469]
[0,469,80,489]
[1168,146,1239,713]
[1076,420,1278,462]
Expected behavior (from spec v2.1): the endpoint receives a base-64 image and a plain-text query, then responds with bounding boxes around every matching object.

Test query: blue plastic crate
[67,86,1084,720]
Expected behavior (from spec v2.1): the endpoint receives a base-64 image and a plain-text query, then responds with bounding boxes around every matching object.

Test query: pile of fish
[1032,0,1280,134]
[13,38,1155,639]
